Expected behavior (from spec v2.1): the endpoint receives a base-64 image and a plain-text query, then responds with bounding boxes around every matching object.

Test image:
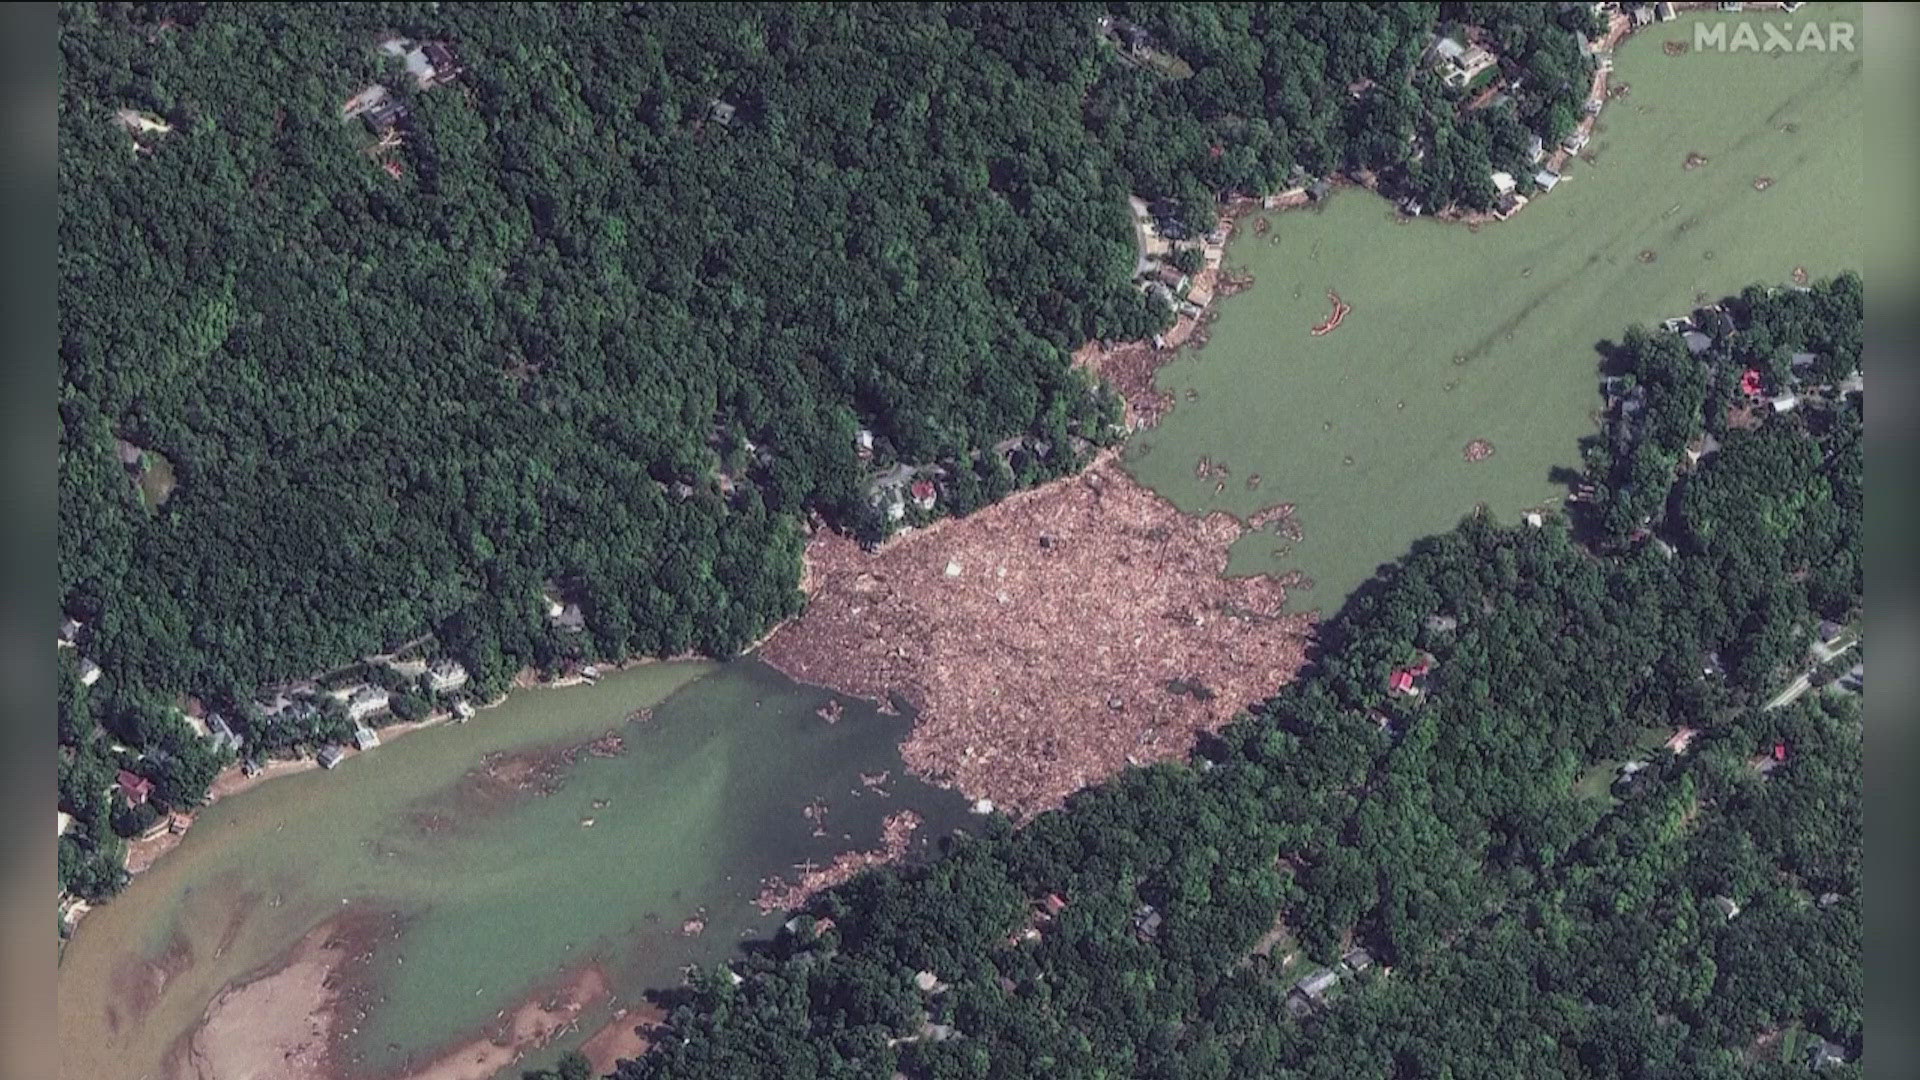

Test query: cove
[56,659,971,1080]
[1123,3,1863,609]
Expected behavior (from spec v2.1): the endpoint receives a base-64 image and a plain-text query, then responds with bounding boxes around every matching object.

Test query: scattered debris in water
[1464,439,1496,463]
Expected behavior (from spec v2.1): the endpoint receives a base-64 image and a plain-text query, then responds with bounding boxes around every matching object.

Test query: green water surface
[1124,5,1864,609]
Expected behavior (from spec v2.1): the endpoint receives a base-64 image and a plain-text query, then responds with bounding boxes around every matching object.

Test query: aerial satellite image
[53,3,1875,1078]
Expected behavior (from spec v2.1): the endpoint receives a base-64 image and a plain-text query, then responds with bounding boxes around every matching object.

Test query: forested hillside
[58,2,1593,888]
[604,287,1862,1080]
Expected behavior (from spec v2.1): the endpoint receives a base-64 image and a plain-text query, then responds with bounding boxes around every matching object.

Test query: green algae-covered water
[56,660,970,1080]
[1125,4,1864,610]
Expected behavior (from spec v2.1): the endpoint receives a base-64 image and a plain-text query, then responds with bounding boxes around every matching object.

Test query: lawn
[1121,4,1863,612]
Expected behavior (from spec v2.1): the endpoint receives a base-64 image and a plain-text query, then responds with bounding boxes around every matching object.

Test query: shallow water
[1125,4,1863,610]
[56,660,970,1080]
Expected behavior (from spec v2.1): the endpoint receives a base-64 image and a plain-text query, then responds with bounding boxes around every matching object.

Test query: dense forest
[596,284,1861,1080]
[57,1,1595,892]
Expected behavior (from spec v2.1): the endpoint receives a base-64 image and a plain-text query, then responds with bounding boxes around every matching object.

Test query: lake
[1123,4,1864,609]
[56,660,971,1080]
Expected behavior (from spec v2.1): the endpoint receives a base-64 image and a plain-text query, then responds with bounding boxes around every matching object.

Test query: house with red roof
[1388,653,1436,696]
[910,478,937,512]
[116,769,153,806]
[1739,368,1766,399]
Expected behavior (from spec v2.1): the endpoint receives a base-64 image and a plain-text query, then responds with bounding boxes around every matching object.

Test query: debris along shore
[761,451,1315,819]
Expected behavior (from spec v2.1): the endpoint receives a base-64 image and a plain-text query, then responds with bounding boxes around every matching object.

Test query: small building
[1562,129,1590,154]
[1306,178,1332,202]
[116,769,153,806]
[1133,904,1164,942]
[1526,134,1545,165]
[1838,369,1863,395]
[1655,2,1676,21]
[1630,6,1654,28]
[1294,968,1340,1004]
[427,659,469,693]
[1682,331,1712,355]
[1524,511,1545,528]
[910,479,937,512]
[78,658,103,686]
[352,726,381,752]
[1711,895,1742,921]
[553,602,586,633]
[1685,433,1721,465]
[206,713,244,755]
[317,746,348,769]
[1490,171,1517,196]
[57,810,72,837]
[855,428,875,458]
[1768,392,1799,414]
[1838,662,1863,692]
[708,99,737,127]
[1533,168,1561,192]
[1789,351,1818,373]
[345,686,390,724]
[1399,196,1425,217]
[59,616,82,644]
[1493,190,1526,219]
[1424,614,1458,634]
[1701,651,1725,678]
[1816,620,1845,646]
[453,699,477,721]
[1340,947,1375,975]
[1807,1037,1847,1069]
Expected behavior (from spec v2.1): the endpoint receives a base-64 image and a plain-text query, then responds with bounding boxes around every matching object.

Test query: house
[912,970,949,994]
[1524,512,1544,528]
[1817,620,1846,646]
[1838,662,1863,693]
[1306,178,1332,202]
[1438,43,1496,88]
[362,95,409,134]
[1768,392,1799,414]
[1652,536,1676,559]
[1682,331,1712,355]
[1702,651,1725,678]
[1716,1,1743,11]
[1527,134,1545,165]
[709,99,737,126]
[1533,168,1561,192]
[1493,191,1526,219]
[57,810,72,837]
[1630,6,1654,28]
[78,658,102,686]
[1340,947,1375,975]
[1838,369,1863,395]
[1423,614,1458,634]
[353,726,381,752]
[1711,895,1741,921]
[1133,904,1164,942]
[117,769,153,806]
[1562,129,1590,154]
[1388,656,1433,696]
[1490,171,1517,196]
[1789,351,1818,373]
[1665,727,1699,754]
[1807,1037,1847,1069]
[206,713,244,755]
[1661,315,1694,334]
[1399,196,1425,217]
[1739,368,1766,398]
[317,746,348,769]
[552,602,586,633]
[1154,263,1189,292]
[427,659,469,693]
[1685,433,1721,465]
[1040,892,1069,917]
[345,686,390,723]
[1294,968,1341,1004]
[59,616,81,644]
[855,429,875,458]
[1655,2,1676,21]
[453,699,477,721]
